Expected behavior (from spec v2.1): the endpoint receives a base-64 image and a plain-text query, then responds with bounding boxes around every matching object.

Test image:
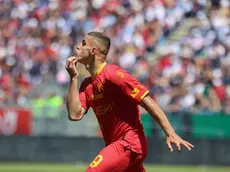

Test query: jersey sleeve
[107,66,149,103]
[79,78,90,112]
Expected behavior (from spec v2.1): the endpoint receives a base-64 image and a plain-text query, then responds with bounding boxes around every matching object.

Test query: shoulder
[104,64,120,72]
[104,64,126,79]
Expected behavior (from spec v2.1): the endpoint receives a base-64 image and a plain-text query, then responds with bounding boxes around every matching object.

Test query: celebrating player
[65,32,194,172]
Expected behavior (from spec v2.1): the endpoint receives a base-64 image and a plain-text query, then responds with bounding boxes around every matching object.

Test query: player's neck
[85,59,105,78]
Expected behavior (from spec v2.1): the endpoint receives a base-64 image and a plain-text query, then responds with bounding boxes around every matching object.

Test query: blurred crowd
[0,0,230,114]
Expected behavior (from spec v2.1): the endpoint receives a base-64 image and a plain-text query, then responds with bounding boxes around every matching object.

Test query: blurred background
[0,0,230,171]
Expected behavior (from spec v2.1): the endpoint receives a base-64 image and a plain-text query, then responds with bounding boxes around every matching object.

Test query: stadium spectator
[0,0,229,114]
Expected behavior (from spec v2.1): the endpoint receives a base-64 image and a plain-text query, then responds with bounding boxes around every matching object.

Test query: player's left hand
[166,132,194,152]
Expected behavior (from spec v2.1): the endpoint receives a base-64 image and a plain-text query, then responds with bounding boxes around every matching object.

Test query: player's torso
[86,76,116,116]
[85,74,126,119]
[84,66,141,142]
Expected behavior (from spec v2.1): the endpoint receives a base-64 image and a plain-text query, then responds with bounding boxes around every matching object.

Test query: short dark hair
[87,32,111,55]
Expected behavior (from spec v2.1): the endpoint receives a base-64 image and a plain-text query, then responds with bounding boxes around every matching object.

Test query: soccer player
[65,32,194,172]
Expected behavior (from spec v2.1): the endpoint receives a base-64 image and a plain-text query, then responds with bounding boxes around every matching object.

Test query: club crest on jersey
[97,82,103,92]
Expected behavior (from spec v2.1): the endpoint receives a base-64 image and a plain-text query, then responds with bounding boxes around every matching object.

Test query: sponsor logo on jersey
[87,94,103,101]
[94,103,114,116]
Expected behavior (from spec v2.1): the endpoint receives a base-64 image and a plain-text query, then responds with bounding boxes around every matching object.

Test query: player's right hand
[65,56,79,78]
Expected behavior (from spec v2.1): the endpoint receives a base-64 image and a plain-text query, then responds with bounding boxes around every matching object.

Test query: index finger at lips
[68,56,76,60]
[72,59,78,64]
[66,56,76,68]
[69,59,78,68]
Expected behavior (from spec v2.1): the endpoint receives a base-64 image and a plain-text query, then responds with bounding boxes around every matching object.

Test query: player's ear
[91,47,97,55]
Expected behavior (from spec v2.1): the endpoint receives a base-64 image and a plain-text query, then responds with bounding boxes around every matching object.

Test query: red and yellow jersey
[79,62,149,154]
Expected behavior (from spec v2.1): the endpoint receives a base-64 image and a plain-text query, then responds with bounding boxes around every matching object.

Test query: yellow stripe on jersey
[141,90,149,100]
[92,62,107,80]
[96,62,106,75]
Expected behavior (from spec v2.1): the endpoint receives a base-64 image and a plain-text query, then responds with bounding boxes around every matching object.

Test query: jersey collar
[93,62,107,79]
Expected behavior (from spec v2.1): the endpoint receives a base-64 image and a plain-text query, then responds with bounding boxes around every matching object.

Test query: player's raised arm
[65,56,88,121]
[140,96,194,152]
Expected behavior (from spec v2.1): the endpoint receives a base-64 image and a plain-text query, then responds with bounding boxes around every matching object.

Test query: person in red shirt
[66,32,194,172]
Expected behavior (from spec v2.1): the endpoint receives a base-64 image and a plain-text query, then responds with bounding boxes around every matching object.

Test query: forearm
[66,76,83,120]
[141,96,175,136]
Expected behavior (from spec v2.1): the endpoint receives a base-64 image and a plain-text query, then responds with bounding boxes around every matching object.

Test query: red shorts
[85,139,146,172]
